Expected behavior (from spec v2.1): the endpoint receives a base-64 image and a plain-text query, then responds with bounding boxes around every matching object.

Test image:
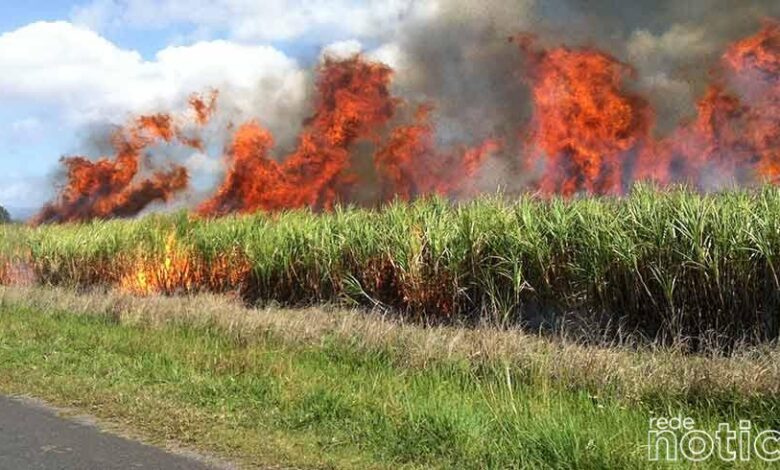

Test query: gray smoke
[61,0,780,209]
[327,0,775,193]
[385,0,779,149]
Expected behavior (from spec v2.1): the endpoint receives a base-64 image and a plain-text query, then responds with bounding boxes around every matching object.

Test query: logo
[648,415,780,462]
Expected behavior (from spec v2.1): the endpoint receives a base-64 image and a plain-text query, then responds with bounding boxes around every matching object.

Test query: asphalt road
[0,395,220,469]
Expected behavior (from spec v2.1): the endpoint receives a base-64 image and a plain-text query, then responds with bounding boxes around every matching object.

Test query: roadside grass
[0,287,779,469]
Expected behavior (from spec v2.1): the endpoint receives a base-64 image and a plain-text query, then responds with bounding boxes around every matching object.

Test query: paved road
[0,395,219,469]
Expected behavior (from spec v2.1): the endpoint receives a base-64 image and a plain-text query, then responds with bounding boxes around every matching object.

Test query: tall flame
[198,56,397,215]
[33,92,217,225]
[636,21,779,187]
[515,35,652,196]
[725,20,780,183]
[29,20,780,224]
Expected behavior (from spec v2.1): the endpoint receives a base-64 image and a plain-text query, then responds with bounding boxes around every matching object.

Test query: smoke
[31,95,216,224]
[389,0,779,138]
[30,1,780,222]
[389,1,534,141]
[371,0,779,190]
[197,56,398,216]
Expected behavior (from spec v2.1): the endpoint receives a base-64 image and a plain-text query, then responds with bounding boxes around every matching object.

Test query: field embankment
[5,187,780,343]
[1,286,778,469]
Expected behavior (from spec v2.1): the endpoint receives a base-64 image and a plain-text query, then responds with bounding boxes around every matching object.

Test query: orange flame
[374,103,500,200]
[515,35,652,196]
[636,21,779,187]
[120,232,251,296]
[635,86,752,186]
[198,56,397,215]
[120,232,197,295]
[725,20,780,183]
[189,90,219,126]
[33,92,216,225]
[31,21,780,225]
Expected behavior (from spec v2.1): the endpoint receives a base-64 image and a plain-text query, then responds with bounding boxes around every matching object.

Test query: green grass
[0,293,778,469]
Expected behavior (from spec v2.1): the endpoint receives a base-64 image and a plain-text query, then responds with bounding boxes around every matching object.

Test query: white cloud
[0,21,308,128]
[0,21,145,114]
[70,0,419,42]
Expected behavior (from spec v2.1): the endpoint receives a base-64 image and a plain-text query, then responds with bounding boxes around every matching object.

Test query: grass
[5,185,780,342]
[1,287,779,469]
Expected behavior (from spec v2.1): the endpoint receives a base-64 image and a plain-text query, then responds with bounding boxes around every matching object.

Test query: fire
[515,21,776,194]
[120,232,251,296]
[636,21,780,187]
[515,35,652,196]
[725,20,780,183]
[0,260,35,286]
[635,86,753,186]
[32,92,216,225]
[189,90,219,126]
[724,20,780,78]
[374,104,500,201]
[120,232,197,295]
[198,56,397,216]
[29,20,780,225]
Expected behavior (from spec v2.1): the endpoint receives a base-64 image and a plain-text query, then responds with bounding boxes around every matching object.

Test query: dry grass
[2,285,778,404]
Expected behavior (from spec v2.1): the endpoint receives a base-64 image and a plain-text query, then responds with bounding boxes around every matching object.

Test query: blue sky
[0,1,201,213]
[0,0,413,215]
